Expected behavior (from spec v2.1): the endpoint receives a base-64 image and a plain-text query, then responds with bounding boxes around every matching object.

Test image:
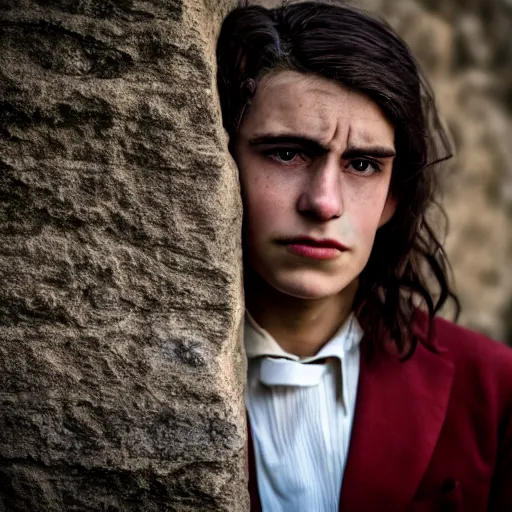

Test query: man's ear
[378,194,398,227]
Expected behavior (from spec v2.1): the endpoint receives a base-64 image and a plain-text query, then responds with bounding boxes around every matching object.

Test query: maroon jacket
[247,316,512,511]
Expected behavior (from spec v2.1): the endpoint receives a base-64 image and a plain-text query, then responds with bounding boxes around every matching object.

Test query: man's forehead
[254,71,351,113]
[241,71,394,146]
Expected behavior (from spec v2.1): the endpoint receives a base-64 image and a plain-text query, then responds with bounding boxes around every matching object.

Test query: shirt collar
[244,310,363,363]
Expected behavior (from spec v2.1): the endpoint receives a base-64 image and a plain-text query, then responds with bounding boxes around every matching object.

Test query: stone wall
[0,0,246,510]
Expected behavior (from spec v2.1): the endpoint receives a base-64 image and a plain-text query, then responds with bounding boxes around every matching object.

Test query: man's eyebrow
[343,145,396,159]
[248,135,396,159]
[248,134,329,154]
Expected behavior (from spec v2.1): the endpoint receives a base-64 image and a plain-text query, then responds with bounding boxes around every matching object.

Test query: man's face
[233,71,396,300]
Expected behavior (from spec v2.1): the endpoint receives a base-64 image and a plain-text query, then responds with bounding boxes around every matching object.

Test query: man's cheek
[337,214,358,245]
[246,203,279,240]
[337,211,378,248]
[251,191,284,223]
[348,214,382,250]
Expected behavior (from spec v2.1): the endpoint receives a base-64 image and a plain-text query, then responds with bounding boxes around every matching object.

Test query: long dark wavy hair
[216,1,460,358]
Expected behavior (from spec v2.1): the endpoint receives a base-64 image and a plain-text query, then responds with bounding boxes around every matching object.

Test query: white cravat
[259,357,327,387]
[245,312,363,512]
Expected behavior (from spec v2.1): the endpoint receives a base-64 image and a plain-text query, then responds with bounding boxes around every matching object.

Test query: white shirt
[245,312,363,512]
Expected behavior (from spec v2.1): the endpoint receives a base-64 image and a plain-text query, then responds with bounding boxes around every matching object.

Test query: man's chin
[271,277,348,301]
[245,265,358,301]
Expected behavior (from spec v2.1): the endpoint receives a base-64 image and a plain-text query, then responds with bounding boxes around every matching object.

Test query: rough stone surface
[0,0,246,510]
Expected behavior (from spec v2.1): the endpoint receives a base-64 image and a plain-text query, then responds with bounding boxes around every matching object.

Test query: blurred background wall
[258,0,512,344]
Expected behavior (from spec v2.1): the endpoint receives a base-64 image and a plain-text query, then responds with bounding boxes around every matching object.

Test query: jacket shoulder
[433,316,512,391]
[433,316,511,357]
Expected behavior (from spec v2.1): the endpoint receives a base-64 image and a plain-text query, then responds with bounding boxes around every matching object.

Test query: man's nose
[296,156,343,221]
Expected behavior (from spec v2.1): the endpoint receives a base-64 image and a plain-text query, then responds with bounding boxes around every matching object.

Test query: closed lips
[282,238,348,251]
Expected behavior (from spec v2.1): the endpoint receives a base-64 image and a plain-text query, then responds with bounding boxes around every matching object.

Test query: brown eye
[352,159,370,172]
[263,148,309,165]
[349,159,380,175]
[275,149,299,162]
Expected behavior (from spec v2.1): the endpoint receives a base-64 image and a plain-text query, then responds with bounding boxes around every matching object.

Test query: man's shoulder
[432,316,512,386]
[433,315,510,357]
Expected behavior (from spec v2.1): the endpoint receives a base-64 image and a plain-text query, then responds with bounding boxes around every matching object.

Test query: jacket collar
[339,316,454,510]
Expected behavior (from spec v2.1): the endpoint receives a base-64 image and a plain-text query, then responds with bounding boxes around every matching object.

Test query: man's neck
[245,273,358,358]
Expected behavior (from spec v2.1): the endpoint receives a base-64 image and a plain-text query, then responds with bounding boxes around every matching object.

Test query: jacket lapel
[340,330,455,510]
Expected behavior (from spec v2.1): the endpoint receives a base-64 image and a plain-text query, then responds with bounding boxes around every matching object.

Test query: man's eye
[349,159,380,175]
[267,149,302,163]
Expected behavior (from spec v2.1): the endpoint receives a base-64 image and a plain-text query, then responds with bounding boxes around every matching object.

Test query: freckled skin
[234,70,397,301]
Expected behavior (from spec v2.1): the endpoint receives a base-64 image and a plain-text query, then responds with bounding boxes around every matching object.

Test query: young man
[217,2,512,510]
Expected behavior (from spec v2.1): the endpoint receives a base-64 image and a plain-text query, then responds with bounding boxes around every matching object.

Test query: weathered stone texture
[0,0,246,510]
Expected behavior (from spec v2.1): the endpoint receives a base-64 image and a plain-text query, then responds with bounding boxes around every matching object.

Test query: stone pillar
[0,0,246,510]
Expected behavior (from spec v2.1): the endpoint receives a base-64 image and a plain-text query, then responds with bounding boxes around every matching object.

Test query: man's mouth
[279,236,348,260]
